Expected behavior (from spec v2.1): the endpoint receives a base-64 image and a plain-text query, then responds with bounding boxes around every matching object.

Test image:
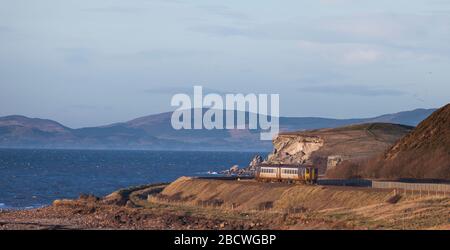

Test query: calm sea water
[0,149,266,209]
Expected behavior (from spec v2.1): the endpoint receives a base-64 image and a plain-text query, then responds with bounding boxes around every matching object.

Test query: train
[255,164,319,184]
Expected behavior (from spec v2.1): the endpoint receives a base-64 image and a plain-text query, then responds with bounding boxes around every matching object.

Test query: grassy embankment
[143,177,450,229]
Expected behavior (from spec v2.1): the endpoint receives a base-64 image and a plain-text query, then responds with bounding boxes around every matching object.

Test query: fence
[318,179,450,196]
[372,181,450,195]
[318,179,372,187]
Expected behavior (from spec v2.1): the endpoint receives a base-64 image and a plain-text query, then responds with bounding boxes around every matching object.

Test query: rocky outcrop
[229,165,239,173]
[248,155,263,169]
[219,155,263,176]
[266,135,324,165]
[327,155,349,169]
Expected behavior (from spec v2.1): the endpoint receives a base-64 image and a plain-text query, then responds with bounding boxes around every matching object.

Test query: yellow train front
[255,164,318,184]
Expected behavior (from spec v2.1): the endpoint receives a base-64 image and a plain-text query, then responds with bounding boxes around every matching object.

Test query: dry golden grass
[151,177,450,229]
[327,104,450,180]
[316,196,450,229]
[160,177,397,211]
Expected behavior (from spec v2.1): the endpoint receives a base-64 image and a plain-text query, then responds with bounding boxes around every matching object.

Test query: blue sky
[0,0,449,127]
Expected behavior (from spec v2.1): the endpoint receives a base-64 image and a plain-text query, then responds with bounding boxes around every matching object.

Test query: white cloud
[343,49,382,64]
[297,40,384,65]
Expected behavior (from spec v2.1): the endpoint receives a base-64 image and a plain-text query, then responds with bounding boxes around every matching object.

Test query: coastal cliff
[264,123,413,173]
[266,135,324,164]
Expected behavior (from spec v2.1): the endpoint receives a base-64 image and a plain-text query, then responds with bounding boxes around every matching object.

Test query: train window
[261,168,275,173]
[282,169,298,174]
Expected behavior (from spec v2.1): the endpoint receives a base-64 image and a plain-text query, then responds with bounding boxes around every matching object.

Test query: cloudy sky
[0,0,449,127]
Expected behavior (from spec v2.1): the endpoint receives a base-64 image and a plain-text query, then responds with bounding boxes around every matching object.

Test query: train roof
[257,164,314,168]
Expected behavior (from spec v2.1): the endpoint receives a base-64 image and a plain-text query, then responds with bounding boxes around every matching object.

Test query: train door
[305,168,310,183]
[310,168,318,184]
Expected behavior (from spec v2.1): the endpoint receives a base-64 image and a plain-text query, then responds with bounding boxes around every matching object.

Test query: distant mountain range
[0,108,436,151]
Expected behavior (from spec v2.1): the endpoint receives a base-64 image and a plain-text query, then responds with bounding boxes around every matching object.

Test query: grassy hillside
[327,104,450,180]
[158,177,397,211]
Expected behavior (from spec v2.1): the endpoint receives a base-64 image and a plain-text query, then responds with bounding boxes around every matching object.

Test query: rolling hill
[327,104,450,180]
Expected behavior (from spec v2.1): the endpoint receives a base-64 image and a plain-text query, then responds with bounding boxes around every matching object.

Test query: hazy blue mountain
[0,108,436,151]
[279,108,435,132]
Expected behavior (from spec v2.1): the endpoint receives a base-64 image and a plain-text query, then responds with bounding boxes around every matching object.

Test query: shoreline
[1,177,449,230]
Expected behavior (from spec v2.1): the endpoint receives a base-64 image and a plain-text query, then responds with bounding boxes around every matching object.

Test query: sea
[0,149,266,209]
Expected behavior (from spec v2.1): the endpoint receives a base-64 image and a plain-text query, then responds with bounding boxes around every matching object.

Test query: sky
[0,0,449,128]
